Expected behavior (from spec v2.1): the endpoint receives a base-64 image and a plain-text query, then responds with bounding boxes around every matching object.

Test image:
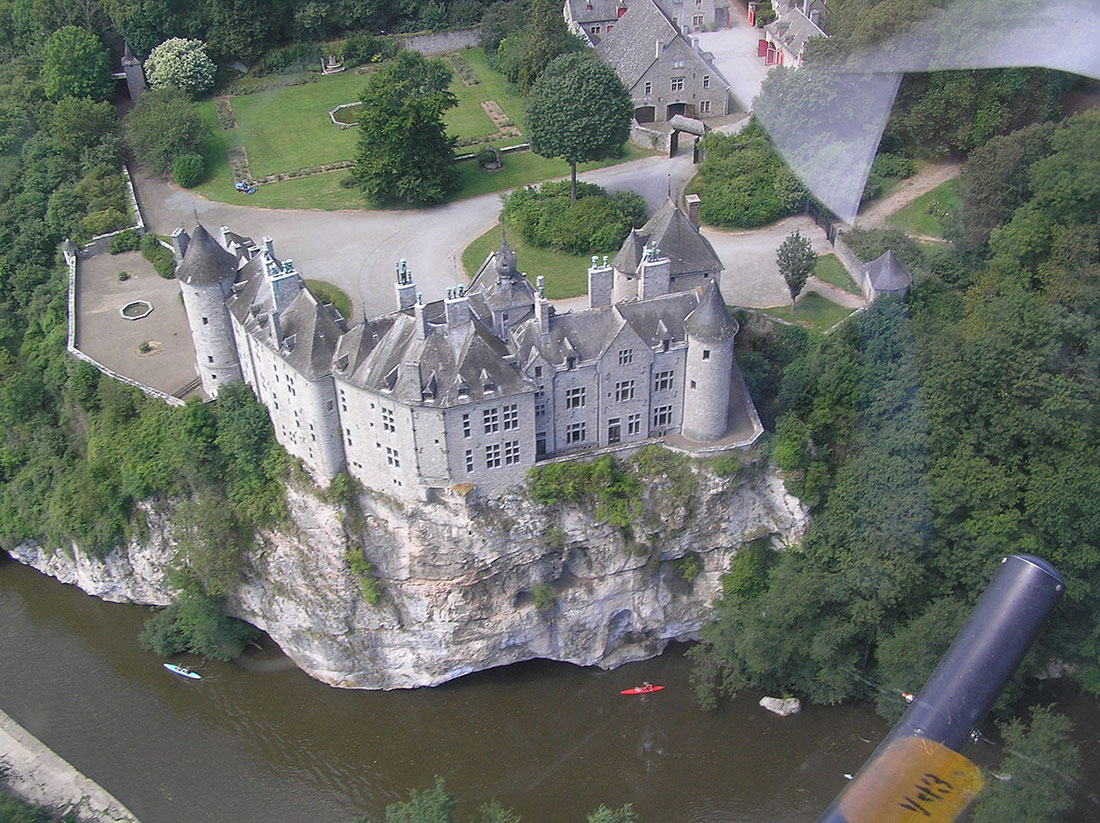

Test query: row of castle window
[643,76,710,95]
[564,373,677,410]
[465,440,521,472]
[564,406,670,446]
[461,404,520,437]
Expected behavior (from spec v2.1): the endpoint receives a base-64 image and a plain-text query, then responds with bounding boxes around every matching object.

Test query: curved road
[134,151,704,319]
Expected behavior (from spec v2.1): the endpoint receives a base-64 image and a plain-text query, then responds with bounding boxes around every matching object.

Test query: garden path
[854,160,962,228]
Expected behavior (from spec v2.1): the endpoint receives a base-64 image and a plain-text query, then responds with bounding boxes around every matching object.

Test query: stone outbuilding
[595,0,732,122]
[859,249,912,302]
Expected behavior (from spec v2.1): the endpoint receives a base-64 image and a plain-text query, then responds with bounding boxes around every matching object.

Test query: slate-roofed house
[565,0,732,45]
[173,204,756,502]
[762,1,827,66]
[859,249,912,302]
[595,0,731,123]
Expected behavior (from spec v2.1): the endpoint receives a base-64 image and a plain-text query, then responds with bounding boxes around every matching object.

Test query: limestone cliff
[9,457,807,689]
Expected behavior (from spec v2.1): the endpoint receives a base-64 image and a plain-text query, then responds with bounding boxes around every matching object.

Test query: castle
[173,201,757,501]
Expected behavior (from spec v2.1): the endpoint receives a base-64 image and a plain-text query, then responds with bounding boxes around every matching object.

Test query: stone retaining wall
[0,708,141,823]
[397,28,478,55]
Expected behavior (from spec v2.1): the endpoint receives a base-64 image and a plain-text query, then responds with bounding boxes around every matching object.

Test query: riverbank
[0,708,140,823]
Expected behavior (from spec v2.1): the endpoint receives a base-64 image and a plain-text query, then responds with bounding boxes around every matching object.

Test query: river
[2,557,1096,823]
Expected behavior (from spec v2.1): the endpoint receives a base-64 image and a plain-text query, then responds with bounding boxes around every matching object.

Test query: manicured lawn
[445,48,529,148]
[763,293,856,332]
[305,279,352,319]
[886,178,960,238]
[813,253,861,295]
[463,222,593,299]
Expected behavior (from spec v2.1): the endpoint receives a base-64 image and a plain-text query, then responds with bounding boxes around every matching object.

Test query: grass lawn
[813,253,861,295]
[886,178,961,238]
[462,222,594,299]
[305,279,352,319]
[189,46,652,210]
[763,293,856,332]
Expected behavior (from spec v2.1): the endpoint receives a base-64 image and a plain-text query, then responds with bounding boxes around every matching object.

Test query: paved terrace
[74,250,202,401]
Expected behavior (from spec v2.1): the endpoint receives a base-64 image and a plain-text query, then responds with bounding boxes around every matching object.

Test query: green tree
[586,804,637,823]
[46,97,116,161]
[41,26,112,101]
[526,52,632,202]
[353,51,458,206]
[126,86,210,175]
[776,230,816,305]
[471,801,521,823]
[144,38,216,97]
[970,706,1080,823]
[385,777,456,823]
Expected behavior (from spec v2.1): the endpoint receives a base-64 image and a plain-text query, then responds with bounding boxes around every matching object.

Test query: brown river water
[1,557,1096,823]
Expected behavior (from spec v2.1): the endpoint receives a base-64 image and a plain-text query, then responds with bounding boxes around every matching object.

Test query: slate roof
[612,200,724,277]
[176,225,237,286]
[596,0,680,90]
[567,0,623,24]
[865,250,912,292]
[276,288,344,380]
[685,280,738,343]
[765,7,826,56]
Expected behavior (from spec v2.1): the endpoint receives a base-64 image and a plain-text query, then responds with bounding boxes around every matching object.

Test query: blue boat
[163,663,201,680]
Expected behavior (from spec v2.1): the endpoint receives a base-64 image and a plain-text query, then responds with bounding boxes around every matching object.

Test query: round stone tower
[176,225,242,397]
[682,280,738,442]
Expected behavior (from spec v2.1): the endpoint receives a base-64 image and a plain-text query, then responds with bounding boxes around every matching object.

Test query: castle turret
[681,280,738,442]
[176,224,242,396]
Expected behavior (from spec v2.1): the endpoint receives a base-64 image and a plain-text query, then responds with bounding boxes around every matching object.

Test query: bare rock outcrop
[10,459,807,689]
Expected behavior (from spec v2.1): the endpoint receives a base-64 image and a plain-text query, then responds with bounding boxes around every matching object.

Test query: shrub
[172,153,205,188]
[695,126,803,229]
[109,229,140,253]
[476,146,500,168]
[256,43,322,76]
[127,87,210,176]
[721,539,773,598]
[345,548,383,605]
[139,587,258,661]
[533,582,557,612]
[141,233,176,279]
[501,182,645,254]
[341,35,397,67]
[675,552,702,582]
[82,207,128,237]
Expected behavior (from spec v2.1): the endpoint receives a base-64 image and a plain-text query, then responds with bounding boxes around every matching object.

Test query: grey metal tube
[816,554,1065,823]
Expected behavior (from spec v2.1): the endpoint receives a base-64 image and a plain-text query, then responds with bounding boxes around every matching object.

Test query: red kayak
[621,684,665,695]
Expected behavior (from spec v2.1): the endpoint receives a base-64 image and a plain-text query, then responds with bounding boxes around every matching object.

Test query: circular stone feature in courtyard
[120,300,153,320]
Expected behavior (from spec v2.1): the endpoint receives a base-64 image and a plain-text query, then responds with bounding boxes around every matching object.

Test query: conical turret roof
[865,249,912,292]
[685,280,738,343]
[176,225,237,286]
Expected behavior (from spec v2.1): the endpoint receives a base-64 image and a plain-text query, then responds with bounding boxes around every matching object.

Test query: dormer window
[566,356,576,369]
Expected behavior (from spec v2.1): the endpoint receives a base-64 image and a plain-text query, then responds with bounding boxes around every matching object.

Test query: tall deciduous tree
[777,230,817,304]
[526,52,632,202]
[126,86,210,175]
[353,51,458,206]
[145,38,216,96]
[384,776,456,823]
[41,25,113,101]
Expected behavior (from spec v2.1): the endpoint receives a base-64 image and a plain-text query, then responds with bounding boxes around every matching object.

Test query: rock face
[10,458,807,690]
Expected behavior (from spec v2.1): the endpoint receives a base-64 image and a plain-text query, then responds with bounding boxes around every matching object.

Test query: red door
[757,38,768,57]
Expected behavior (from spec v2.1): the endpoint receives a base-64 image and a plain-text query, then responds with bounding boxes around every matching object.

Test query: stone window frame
[566,422,586,444]
[618,348,633,366]
[653,405,673,428]
[671,76,685,92]
[483,407,500,434]
[628,413,642,435]
[565,386,586,409]
[381,406,396,432]
[644,81,652,95]
[699,100,711,114]
[502,403,519,431]
[462,412,471,437]
[465,449,474,473]
[654,370,674,392]
[615,379,635,402]
[702,74,711,89]
[485,442,502,468]
[385,446,400,467]
[504,440,521,465]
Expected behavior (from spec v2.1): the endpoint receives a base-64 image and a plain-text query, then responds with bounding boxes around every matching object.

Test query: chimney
[638,244,670,300]
[170,227,189,263]
[444,284,471,328]
[685,193,702,227]
[394,259,416,311]
[588,255,614,308]
[535,276,551,335]
[692,36,700,52]
[414,292,428,339]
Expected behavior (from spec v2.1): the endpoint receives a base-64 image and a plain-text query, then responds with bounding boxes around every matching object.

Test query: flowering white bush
[145,38,216,96]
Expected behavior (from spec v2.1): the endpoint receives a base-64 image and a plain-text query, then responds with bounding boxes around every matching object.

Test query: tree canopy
[353,50,458,206]
[126,86,210,175]
[145,38,216,96]
[526,52,632,201]
[777,230,817,304]
[41,25,113,101]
